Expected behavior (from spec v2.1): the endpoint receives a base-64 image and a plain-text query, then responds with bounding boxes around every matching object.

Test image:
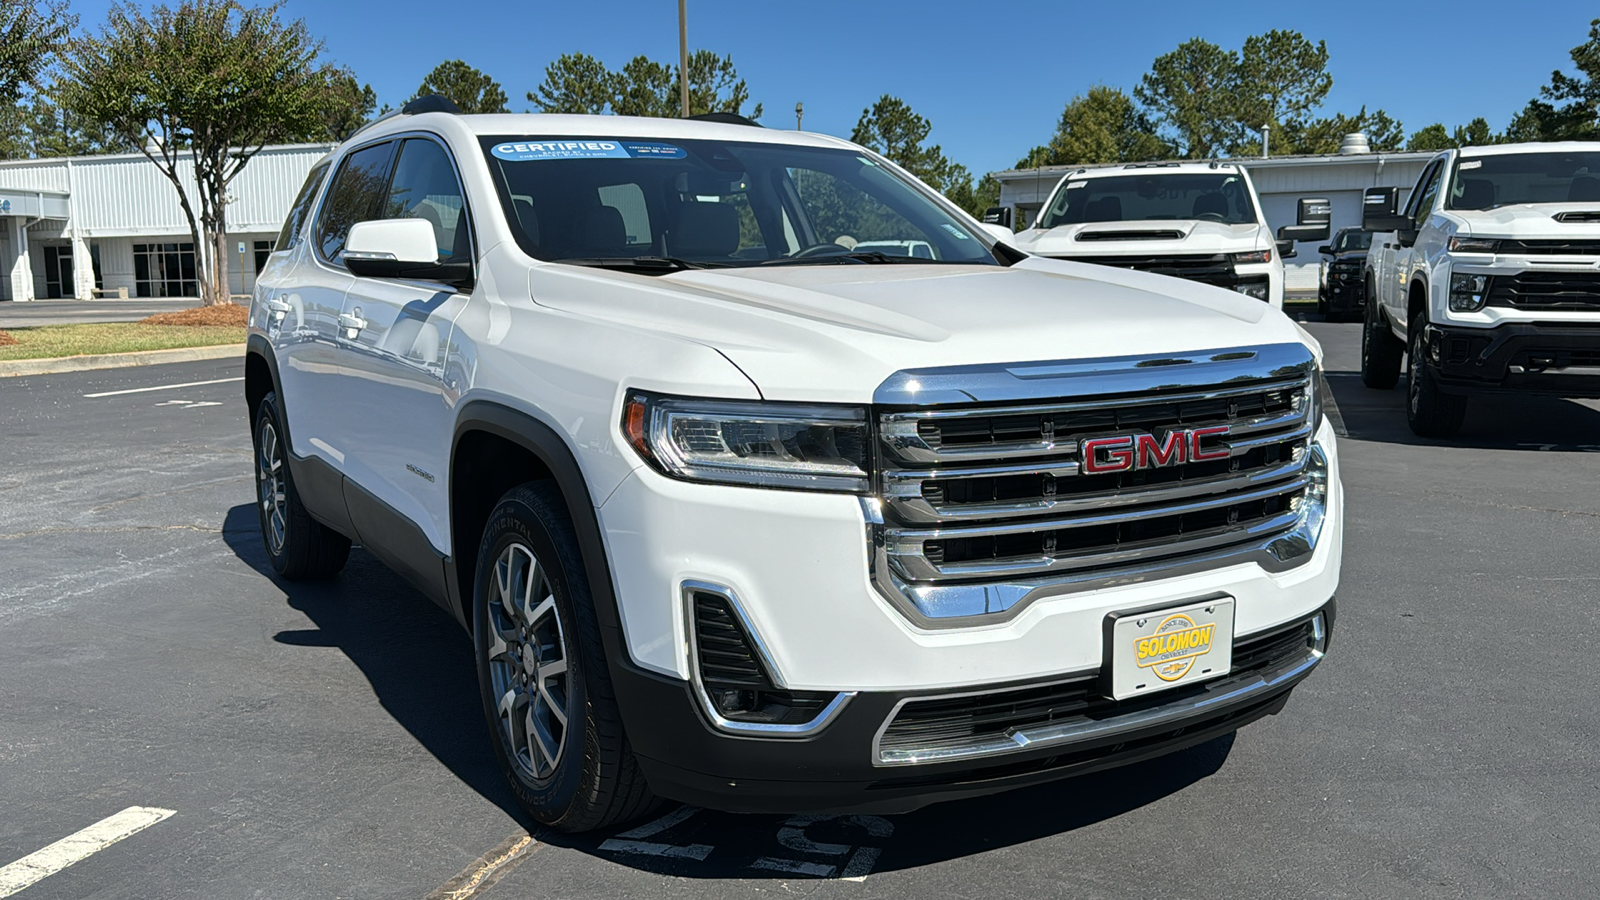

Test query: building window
[133,242,198,298]
[253,240,274,273]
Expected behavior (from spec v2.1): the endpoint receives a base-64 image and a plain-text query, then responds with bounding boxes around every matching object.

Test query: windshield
[1037,171,1259,229]
[1333,230,1371,253]
[1448,151,1600,210]
[479,136,999,267]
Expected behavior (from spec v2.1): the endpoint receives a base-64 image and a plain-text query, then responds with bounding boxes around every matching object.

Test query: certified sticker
[1134,612,1218,682]
[491,140,687,162]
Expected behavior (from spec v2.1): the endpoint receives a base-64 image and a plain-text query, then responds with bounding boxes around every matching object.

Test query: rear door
[332,135,475,570]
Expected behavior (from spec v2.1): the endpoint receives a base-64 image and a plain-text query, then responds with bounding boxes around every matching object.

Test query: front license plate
[1104,596,1234,700]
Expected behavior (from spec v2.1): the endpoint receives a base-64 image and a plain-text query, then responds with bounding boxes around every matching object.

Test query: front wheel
[472,482,659,832]
[1361,294,1403,389]
[1407,318,1468,438]
[253,392,350,579]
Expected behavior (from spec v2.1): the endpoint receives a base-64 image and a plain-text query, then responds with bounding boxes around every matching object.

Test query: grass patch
[0,322,244,361]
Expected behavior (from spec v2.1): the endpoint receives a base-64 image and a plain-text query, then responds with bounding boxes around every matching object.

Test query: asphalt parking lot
[5,318,1600,899]
[0,299,200,329]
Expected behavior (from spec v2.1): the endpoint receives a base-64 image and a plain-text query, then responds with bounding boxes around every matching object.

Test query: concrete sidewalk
[0,298,202,328]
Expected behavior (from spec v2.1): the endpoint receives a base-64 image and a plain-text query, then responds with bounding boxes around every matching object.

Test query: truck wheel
[1361,296,1403,389]
[472,482,659,833]
[1406,318,1468,438]
[1317,295,1328,317]
[253,391,351,579]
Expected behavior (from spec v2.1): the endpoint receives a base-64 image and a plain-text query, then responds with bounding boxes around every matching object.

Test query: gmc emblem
[1079,427,1231,475]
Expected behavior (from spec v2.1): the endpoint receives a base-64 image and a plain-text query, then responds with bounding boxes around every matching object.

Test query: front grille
[1500,239,1600,256]
[1487,271,1600,311]
[877,376,1313,585]
[875,613,1322,766]
[1061,252,1238,289]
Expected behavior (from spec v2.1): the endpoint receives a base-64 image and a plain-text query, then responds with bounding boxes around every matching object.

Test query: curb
[0,343,245,378]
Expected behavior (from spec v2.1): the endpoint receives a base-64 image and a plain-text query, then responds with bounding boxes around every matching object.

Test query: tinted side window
[278,163,328,250]
[384,138,472,264]
[1408,160,1445,227]
[316,141,396,263]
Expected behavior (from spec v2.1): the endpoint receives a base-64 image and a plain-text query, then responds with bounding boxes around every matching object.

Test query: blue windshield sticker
[491,140,687,162]
[940,223,973,240]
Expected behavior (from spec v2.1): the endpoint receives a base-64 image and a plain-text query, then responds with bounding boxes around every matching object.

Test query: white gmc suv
[1361,142,1600,436]
[1009,162,1320,308]
[246,98,1343,832]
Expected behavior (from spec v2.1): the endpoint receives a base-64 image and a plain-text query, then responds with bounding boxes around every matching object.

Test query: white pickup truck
[246,101,1343,831]
[1008,162,1328,308]
[1361,142,1600,436]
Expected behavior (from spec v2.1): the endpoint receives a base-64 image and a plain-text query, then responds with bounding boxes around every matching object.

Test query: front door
[1388,156,1447,332]
[332,136,474,572]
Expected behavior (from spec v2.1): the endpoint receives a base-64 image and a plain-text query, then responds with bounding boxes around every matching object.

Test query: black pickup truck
[1318,227,1372,321]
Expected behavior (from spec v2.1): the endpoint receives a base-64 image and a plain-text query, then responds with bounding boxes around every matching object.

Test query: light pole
[677,0,690,118]
[795,101,803,130]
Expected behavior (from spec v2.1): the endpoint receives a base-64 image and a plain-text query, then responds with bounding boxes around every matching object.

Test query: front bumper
[1321,270,1365,312]
[1425,320,1600,396]
[612,602,1333,814]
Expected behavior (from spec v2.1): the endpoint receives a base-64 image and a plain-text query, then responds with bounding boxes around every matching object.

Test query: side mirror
[1317,245,1333,256]
[1362,187,1410,233]
[1277,239,1297,260]
[980,222,1016,246]
[982,206,1013,229]
[342,218,473,288]
[1278,196,1331,243]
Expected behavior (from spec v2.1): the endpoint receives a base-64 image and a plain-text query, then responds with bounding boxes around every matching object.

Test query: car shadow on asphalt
[1325,371,1600,450]
[222,502,1245,879]
[220,504,525,824]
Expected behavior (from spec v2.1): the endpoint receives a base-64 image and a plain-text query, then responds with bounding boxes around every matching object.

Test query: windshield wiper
[761,251,949,267]
[561,256,729,272]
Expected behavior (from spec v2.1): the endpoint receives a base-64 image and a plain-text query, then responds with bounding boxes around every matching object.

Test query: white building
[0,143,333,302]
[993,139,1436,296]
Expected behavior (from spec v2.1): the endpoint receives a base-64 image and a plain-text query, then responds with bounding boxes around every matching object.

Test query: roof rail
[1122,162,1181,169]
[402,95,462,116]
[685,111,763,127]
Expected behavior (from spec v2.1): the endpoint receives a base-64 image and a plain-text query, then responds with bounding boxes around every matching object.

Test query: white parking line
[83,376,243,398]
[0,806,174,897]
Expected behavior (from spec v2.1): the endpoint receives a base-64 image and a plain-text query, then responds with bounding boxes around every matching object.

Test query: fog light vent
[690,588,837,727]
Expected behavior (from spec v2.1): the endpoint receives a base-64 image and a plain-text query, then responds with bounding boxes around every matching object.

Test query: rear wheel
[253,392,350,579]
[1361,294,1403,389]
[1407,317,1468,438]
[473,482,659,832]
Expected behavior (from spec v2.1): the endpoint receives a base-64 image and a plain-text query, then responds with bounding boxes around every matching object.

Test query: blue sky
[71,1,1600,176]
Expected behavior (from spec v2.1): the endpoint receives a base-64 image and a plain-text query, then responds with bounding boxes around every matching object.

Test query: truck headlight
[1448,236,1500,254]
[623,391,871,492]
[1449,272,1489,312]
[1234,281,1270,301]
[1230,249,1273,265]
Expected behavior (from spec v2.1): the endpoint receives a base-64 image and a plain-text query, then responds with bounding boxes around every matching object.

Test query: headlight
[622,391,871,492]
[1449,272,1489,312]
[1230,249,1273,265]
[1448,236,1500,253]
[1233,280,1270,301]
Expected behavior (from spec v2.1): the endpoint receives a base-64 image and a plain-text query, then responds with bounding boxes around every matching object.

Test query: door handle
[338,309,367,337]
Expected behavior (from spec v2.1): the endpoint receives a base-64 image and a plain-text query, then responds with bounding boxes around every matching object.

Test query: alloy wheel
[485,542,570,783]
[257,421,287,555]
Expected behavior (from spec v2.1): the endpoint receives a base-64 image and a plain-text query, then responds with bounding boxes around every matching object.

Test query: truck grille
[1499,239,1600,256]
[1487,271,1600,311]
[1059,253,1237,289]
[876,374,1313,587]
[874,611,1324,766]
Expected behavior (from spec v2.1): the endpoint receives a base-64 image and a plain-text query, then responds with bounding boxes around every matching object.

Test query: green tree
[945,171,1001,220]
[682,50,761,119]
[1231,29,1332,154]
[25,90,138,156]
[528,52,613,115]
[413,59,508,114]
[321,70,376,141]
[850,95,965,193]
[1284,106,1404,154]
[1135,38,1239,158]
[60,0,349,304]
[1453,117,1499,147]
[1407,123,1454,151]
[610,56,677,117]
[1041,86,1171,165]
[0,0,71,105]
[1507,18,1600,141]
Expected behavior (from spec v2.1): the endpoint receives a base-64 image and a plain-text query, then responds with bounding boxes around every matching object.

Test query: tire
[1407,317,1468,438]
[472,482,659,833]
[253,391,351,579]
[1361,293,1403,390]
[1317,295,1328,318]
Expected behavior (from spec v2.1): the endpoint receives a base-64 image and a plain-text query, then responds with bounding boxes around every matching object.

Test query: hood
[1011,219,1269,258]
[1445,204,1600,239]
[528,258,1311,404]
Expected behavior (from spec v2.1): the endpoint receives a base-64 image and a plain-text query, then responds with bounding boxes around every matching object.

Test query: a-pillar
[10,220,33,302]
[70,232,95,300]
